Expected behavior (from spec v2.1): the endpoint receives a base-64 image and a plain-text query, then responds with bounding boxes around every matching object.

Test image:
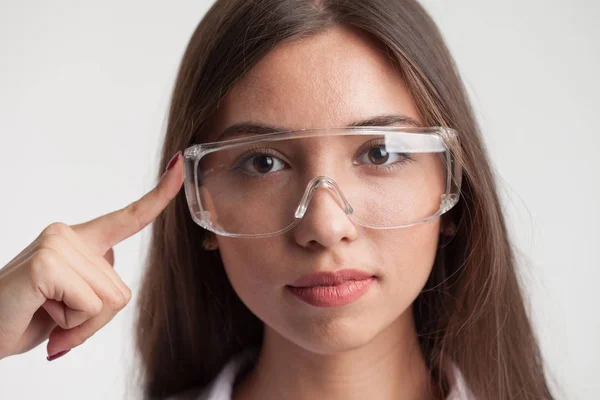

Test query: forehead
[217,25,421,132]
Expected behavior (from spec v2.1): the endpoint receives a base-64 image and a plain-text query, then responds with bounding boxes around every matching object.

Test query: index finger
[72,152,183,254]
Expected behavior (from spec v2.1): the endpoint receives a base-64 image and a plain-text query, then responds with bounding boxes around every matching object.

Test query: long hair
[134,1,554,398]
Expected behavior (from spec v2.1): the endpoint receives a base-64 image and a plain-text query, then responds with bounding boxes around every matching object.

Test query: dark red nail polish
[166,151,181,172]
[47,349,70,361]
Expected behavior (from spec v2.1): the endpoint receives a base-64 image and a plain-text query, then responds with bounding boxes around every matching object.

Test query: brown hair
[134,1,554,398]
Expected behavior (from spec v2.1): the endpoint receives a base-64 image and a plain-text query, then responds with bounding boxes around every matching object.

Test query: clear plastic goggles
[183,126,462,238]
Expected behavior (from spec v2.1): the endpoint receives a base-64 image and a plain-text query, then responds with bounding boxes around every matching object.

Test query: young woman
[0,0,554,399]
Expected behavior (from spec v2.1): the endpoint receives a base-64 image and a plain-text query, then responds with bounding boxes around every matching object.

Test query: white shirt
[169,350,475,400]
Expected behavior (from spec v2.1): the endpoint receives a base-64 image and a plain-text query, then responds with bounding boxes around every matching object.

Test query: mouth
[286,269,376,307]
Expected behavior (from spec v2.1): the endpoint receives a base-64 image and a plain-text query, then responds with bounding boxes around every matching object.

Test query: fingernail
[47,349,71,361]
[164,151,181,173]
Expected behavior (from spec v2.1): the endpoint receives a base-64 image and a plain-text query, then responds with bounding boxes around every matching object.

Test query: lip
[286,269,376,307]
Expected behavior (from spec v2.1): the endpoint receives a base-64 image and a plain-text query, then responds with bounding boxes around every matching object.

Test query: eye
[368,146,390,164]
[250,155,284,174]
[234,150,287,176]
[356,144,412,167]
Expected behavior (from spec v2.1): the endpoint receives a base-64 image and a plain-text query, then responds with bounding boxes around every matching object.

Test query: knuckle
[123,202,144,232]
[28,248,57,278]
[41,222,70,237]
[106,292,127,310]
[27,249,62,295]
[118,288,131,309]
[88,298,104,316]
[123,287,132,304]
[39,234,66,251]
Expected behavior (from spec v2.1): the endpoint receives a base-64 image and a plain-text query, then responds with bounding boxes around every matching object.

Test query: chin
[281,312,388,355]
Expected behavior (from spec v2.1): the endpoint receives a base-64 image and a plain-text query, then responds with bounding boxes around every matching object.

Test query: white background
[0,1,598,399]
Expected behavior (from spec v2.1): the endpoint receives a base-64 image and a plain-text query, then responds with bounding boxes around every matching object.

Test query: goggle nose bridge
[293,175,355,219]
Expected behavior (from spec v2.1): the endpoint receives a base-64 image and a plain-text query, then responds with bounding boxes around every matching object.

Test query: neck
[233,310,437,400]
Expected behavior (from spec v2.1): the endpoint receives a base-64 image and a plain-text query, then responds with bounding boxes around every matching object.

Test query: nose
[292,176,359,249]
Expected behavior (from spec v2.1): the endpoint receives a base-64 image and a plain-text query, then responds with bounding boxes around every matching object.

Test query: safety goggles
[183,126,462,238]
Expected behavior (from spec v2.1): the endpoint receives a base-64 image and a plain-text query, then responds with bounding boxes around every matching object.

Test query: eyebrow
[216,114,420,141]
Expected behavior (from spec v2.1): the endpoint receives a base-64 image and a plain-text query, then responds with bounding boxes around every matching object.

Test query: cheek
[217,238,282,316]
[374,219,440,310]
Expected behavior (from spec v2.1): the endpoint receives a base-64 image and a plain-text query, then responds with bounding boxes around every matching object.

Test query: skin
[0,152,184,360]
[209,25,443,400]
[0,21,446,400]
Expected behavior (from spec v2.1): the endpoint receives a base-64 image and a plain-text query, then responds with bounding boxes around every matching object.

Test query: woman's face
[212,25,440,354]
